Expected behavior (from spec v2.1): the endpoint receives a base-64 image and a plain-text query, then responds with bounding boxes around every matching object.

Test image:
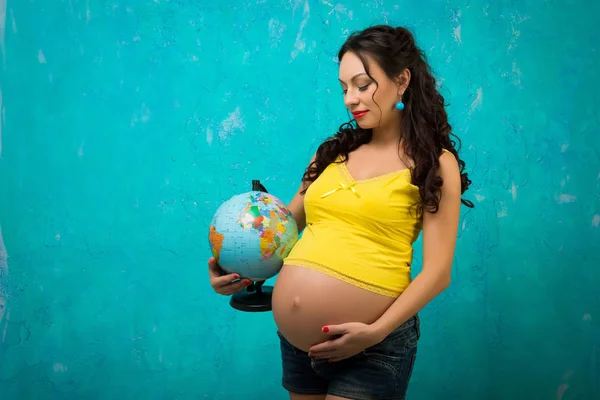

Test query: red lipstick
[352,110,368,119]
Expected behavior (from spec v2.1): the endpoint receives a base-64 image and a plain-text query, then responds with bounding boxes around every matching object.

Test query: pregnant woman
[209,25,473,400]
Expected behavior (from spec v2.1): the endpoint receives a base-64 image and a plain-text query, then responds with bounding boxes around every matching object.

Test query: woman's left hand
[308,322,382,362]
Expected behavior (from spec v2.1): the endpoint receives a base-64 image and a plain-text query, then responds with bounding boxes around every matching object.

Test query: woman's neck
[370,116,403,146]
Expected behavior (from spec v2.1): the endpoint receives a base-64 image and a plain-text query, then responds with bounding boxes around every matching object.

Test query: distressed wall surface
[0,0,599,399]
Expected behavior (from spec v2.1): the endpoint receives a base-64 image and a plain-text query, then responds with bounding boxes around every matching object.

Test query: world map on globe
[208,191,299,280]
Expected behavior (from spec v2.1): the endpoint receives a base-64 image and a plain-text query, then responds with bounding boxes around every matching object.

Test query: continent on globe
[238,192,293,260]
[209,224,224,260]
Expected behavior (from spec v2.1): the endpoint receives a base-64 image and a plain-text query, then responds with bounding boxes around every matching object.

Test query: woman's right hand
[208,257,252,295]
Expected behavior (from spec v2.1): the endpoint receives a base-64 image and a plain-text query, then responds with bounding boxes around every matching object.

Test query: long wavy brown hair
[301,25,474,216]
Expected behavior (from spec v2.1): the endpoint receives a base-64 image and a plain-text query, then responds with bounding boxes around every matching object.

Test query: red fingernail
[322,327,329,333]
[233,274,240,279]
[244,280,251,286]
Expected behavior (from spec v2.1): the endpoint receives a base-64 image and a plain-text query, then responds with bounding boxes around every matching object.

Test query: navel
[292,296,301,308]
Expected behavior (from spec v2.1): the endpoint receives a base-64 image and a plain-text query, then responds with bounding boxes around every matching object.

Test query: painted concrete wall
[0,0,598,399]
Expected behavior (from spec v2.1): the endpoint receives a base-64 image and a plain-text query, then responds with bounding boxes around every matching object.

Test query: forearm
[370,269,451,341]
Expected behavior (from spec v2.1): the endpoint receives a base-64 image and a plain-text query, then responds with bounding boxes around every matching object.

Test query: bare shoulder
[438,150,461,191]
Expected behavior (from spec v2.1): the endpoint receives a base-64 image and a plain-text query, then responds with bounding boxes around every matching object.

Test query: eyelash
[342,83,371,94]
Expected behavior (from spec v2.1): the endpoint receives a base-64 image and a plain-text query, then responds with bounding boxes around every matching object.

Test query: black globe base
[229,280,273,312]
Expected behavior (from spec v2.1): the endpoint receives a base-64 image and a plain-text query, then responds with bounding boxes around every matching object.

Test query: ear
[396,68,411,95]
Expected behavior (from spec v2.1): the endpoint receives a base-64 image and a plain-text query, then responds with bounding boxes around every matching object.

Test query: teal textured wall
[1,0,599,399]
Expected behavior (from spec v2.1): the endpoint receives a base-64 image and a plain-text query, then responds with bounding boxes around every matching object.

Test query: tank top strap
[442,148,457,159]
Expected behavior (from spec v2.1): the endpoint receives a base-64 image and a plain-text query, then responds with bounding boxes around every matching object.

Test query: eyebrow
[338,73,368,84]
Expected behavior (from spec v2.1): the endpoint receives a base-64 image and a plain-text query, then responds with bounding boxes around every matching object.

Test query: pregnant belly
[271,264,397,352]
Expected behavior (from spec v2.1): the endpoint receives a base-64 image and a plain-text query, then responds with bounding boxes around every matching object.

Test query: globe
[208,190,299,281]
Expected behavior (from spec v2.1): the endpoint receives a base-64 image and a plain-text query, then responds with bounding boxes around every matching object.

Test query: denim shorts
[277,314,420,400]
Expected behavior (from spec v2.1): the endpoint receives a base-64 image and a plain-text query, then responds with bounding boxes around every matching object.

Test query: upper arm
[287,153,316,233]
[421,151,462,282]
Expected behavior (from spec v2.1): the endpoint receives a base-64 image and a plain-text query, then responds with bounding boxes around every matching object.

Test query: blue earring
[395,101,405,111]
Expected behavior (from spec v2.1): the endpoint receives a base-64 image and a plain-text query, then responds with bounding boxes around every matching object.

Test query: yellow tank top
[283,155,425,298]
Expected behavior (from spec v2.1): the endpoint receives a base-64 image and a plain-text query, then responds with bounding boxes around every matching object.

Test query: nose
[344,90,360,108]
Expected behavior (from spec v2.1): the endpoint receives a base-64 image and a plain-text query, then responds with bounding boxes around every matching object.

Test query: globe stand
[229,179,274,313]
[230,280,273,312]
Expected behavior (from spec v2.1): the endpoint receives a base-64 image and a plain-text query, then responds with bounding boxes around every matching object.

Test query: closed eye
[358,83,372,91]
[342,82,372,94]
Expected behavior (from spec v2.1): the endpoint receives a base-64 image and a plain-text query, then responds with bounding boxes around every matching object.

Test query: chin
[356,120,376,129]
